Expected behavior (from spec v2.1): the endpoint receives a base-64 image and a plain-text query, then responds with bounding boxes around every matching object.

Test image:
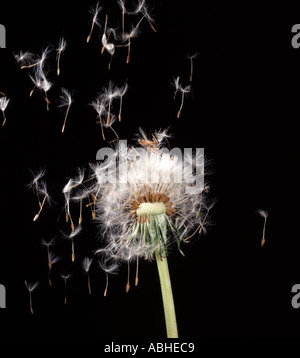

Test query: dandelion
[56,37,67,76]
[82,257,93,295]
[87,2,102,43]
[187,52,198,82]
[257,209,268,247]
[172,76,191,118]
[24,280,39,314]
[59,88,73,133]
[97,253,119,297]
[47,251,60,286]
[61,225,82,262]
[0,95,10,126]
[28,169,51,221]
[60,273,71,304]
[87,128,212,338]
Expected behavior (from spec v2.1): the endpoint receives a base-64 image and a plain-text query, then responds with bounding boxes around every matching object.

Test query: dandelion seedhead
[88,128,212,267]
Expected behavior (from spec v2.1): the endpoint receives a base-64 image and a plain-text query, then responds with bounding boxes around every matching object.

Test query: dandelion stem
[155,249,178,338]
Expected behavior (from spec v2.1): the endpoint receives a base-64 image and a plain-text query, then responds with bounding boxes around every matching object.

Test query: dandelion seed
[24,280,39,315]
[172,77,191,118]
[91,97,106,140]
[118,0,127,40]
[14,51,35,67]
[63,179,76,231]
[82,257,93,295]
[257,209,268,247]
[97,254,119,297]
[60,273,71,304]
[69,168,87,225]
[20,47,51,70]
[187,52,198,82]
[123,23,141,64]
[130,0,156,33]
[172,76,180,99]
[0,96,10,126]
[71,190,88,225]
[47,251,60,286]
[61,225,82,262]
[59,88,73,133]
[56,37,67,76]
[29,66,52,110]
[102,81,119,125]
[41,236,56,271]
[32,181,51,221]
[29,169,51,221]
[87,2,102,43]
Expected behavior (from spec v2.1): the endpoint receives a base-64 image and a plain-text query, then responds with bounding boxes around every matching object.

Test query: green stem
[155,249,179,338]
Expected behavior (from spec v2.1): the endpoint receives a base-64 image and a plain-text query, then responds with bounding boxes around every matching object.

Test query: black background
[0,0,299,345]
